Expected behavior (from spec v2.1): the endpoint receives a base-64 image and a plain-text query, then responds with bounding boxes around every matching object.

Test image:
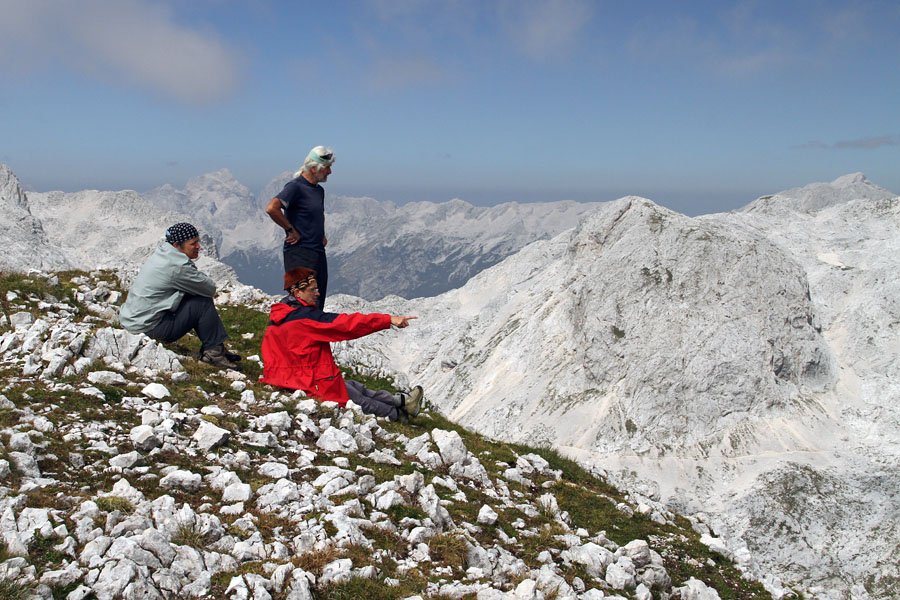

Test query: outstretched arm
[266,197,300,245]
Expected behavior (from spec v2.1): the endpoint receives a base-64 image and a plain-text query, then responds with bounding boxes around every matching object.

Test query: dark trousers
[284,246,327,309]
[147,294,228,352]
[345,379,400,421]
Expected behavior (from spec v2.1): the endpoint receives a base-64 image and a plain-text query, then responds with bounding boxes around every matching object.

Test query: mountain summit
[741,172,895,215]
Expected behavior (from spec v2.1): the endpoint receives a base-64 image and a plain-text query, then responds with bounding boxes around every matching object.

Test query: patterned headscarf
[165,222,199,244]
[284,267,317,291]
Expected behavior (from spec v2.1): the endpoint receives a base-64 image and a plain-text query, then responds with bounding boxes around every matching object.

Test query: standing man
[119,222,240,369]
[266,145,335,308]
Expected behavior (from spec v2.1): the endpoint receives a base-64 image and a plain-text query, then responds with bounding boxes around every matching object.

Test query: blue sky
[1,0,898,215]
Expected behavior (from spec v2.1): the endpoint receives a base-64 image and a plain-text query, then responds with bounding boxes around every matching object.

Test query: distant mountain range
[145,168,606,298]
[2,162,898,597]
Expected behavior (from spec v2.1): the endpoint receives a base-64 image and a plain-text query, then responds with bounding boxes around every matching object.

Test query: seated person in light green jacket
[119,222,240,369]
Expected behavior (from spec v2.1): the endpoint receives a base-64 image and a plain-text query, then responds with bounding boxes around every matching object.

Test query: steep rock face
[709,177,900,598]
[0,164,72,272]
[329,183,900,596]
[336,196,836,454]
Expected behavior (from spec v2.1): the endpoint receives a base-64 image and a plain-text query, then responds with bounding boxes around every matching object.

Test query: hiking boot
[402,385,424,418]
[201,345,238,369]
[222,345,242,362]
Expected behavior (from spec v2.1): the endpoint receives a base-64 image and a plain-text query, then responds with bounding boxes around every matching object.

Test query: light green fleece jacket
[119,242,217,334]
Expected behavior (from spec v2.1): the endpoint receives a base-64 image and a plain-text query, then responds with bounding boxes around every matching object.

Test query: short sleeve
[276,181,297,209]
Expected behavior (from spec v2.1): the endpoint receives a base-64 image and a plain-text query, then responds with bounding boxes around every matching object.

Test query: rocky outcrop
[0,164,72,272]
[0,274,185,379]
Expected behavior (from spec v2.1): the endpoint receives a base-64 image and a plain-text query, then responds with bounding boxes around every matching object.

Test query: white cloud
[498,0,594,62]
[0,0,241,105]
[834,135,899,149]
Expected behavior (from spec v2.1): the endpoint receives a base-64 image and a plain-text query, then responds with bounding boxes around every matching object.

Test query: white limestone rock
[674,577,722,600]
[418,484,453,530]
[91,558,138,600]
[320,558,353,586]
[254,411,292,435]
[256,479,302,511]
[477,505,499,526]
[159,470,202,491]
[109,451,146,469]
[85,328,184,373]
[258,462,290,480]
[130,425,162,452]
[87,370,128,386]
[222,483,252,503]
[141,383,170,399]
[431,428,468,465]
[316,427,358,453]
[193,420,231,451]
[9,452,41,479]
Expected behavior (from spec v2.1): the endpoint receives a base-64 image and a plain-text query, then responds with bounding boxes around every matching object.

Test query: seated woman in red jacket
[260,267,424,421]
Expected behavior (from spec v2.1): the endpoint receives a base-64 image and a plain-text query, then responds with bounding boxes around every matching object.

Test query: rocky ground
[0,270,769,600]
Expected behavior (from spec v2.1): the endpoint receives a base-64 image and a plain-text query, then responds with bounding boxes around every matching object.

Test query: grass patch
[170,523,217,549]
[0,578,34,600]
[29,531,66,569]
[427,532,468,567]
[95,496,134,514]
[339,366,396,394]
[317,577,403,600]
[385,504,427,524]
[292,545,343,575]
[360,524,405,558]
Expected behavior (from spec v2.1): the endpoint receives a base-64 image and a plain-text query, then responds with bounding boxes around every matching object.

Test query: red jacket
[259,296,391,405]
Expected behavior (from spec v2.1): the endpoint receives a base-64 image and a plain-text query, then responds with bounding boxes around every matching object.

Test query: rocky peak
[0,163,72,272]
[0,162,29,211]
[741,171,896,215]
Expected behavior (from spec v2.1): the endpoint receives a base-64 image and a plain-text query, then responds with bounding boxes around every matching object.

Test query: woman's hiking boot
[398,385,424,422]
[201,344,238,369]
